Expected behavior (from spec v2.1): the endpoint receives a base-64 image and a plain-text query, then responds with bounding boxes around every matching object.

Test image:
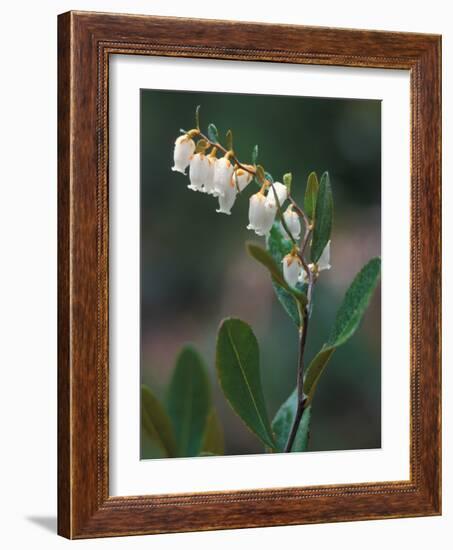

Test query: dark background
[140,88,381,456]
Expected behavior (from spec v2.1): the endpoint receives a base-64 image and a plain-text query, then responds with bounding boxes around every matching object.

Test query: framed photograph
[58,11,441,538]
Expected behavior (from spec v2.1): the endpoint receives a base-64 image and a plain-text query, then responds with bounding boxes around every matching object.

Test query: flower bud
[247,192,277,236]
[282,253,303,288]
[266,182,288,208]
[213,156,234,197]
[283,205,301,240]
[216,180,237,215]
[188,153,210,191]
[234,166,253,192]
[171,134,195,174]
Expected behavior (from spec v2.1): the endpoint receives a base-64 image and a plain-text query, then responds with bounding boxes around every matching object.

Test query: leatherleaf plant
[141,106,381,458]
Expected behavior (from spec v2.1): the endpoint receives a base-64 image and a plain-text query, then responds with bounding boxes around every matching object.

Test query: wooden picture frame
[58,10,441,539]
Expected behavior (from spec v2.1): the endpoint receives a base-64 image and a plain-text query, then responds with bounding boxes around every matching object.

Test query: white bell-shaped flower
[213,156,234,197]
[202,156,217,195]
[266,181,288,208]
[282,253,303,288]
[188,153,210,191]
[234,166,253,192]
[171,134,195,174]
[216,180,237,215]
[247,192,277,236]
[283,205,301,240]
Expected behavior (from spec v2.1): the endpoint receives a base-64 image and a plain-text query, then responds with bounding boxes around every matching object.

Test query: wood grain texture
[57,10,441,539]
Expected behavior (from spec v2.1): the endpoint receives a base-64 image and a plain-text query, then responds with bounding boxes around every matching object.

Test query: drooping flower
[216,180,237,215]
[283,204,301,240]
[266,181,288,208]
[299,241,331,284]
[247,191,277,236]
[203,155,217,195]
[234,166,253,192]
[188,153,210,191]
[213,156,234,197]
[171,134,195,174]
[282,252,303,288]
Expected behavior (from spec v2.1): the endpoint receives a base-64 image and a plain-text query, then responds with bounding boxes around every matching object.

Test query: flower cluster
[172,129,331,289]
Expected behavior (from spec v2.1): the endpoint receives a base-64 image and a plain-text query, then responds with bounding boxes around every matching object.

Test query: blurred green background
[140,89,381,457]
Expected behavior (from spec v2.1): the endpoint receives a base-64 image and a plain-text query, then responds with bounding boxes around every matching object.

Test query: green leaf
[166,346,211,457]
[247,242,307,311]
[195,105,201,129]
[272,389,312,452]
[207,123,219,143]
[328,257,381,347]
[304,171,319,220]
[216,318,275,449]
[303,347,336,403]
[311,172,333,263]
[303,257,381,403]
[266,224,300,326]
[141,385,177,458]
[200,409,225,455]
[283,172,292,194]
[251,144,259,164]
[226,129,233,151]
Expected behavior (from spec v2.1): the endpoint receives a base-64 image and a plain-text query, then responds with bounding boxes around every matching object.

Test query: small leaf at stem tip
[251,144,259,164]
[216,318,276,449]
[195,139,209,153]
[311,171,333,263]
[226,129,233,152]
[195,105,201,129]
[255,165,266,183]
[207,123,219,143]
[304,171,319,220]
[283,173,292,194]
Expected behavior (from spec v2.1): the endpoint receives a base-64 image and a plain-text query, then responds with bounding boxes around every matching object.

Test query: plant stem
[284,296,310,452]
[197,131,256,176]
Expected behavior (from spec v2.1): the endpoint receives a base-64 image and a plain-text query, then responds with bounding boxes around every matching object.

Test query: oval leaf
[303,257,381,403]
[304,171,319,220]
[328,257,381,347]
[303,347,336,403]
[200,409,225,456]
[141,384,177,458]
[272,388,312,452]
[216,318,275,449]
[207,123,219,143]
[166,346,211,457]
[311,172,333,263]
